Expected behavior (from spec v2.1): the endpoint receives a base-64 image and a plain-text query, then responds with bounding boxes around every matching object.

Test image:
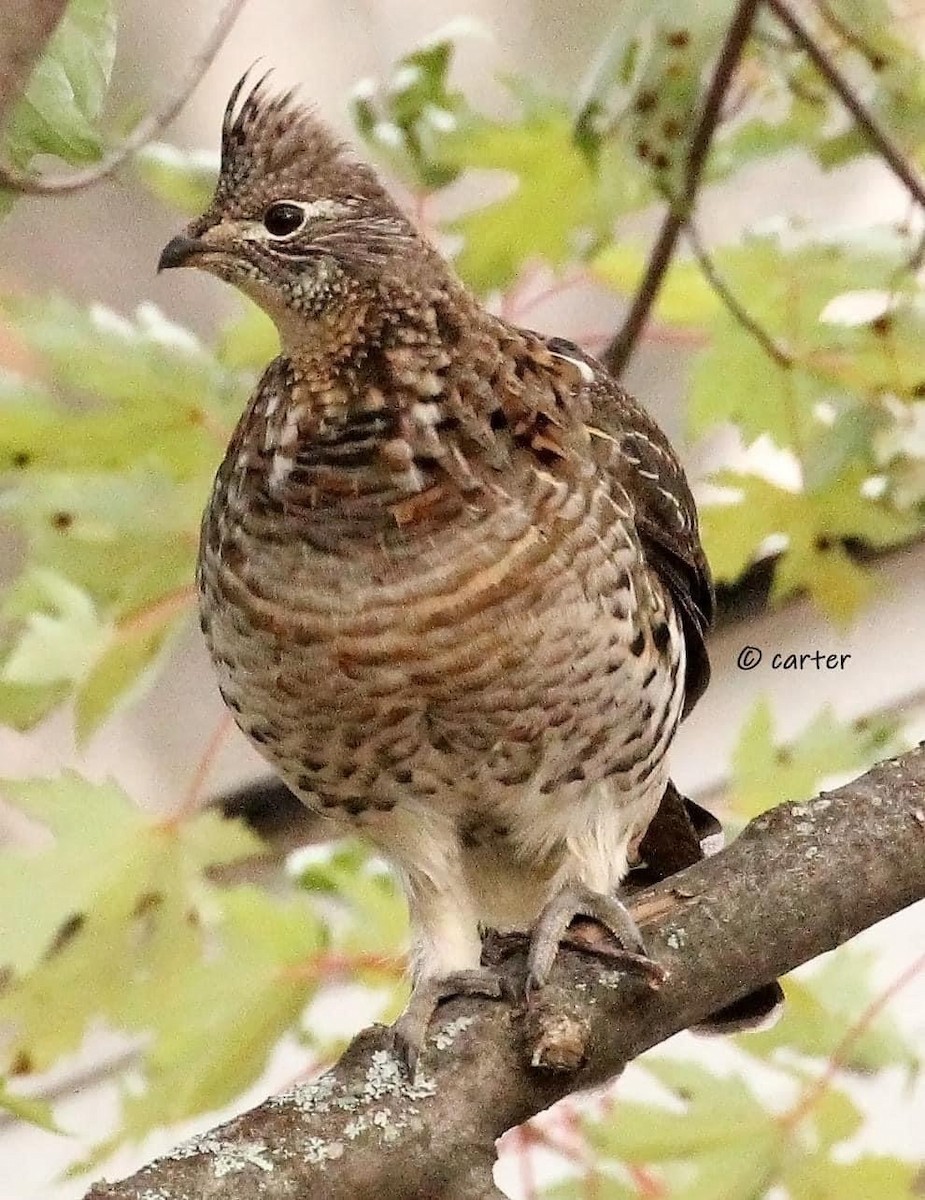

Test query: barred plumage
[163,73,721,1065]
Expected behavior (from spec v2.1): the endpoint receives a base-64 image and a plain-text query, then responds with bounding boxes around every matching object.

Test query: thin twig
[116,583,196,639]
[780,947,925,1130]
[767,0,925,211]
[0,0,248,195]
[811,0,888,71]
[604,0,763,377]
[683,220,794,368]
[167,711,233,824]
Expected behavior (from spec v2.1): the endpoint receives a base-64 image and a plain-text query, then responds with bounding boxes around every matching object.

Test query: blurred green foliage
[3,0,116,182]
[729,698,900,819]
[544,1053,919,1199]
[0,0,922,1189]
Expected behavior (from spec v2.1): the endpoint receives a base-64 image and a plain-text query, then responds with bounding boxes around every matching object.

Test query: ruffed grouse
[159,75,743,1064]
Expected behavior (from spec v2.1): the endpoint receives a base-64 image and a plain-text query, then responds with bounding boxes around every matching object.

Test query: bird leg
[526,881,668,994]
[388,966,506,1076]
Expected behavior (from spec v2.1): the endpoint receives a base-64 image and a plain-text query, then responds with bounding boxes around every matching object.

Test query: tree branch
[604,0,925,378]
[811,0,889,71]
[86,746,925,1200]
[603,0,762,377]
[0,0,69,130]
[684,219,794,368]
[767,0,925,211]
[0,0,248,195]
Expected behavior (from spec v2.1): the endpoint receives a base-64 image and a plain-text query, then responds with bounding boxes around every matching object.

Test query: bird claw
[387,966,505,1077]
[526,882,666,995]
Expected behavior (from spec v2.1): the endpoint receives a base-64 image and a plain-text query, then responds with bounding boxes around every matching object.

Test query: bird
[158,73,774,1067]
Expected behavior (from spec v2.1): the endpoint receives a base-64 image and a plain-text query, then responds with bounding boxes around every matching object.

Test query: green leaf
[787,1153,918,1200]
[715,31,835,175]
[812,299,925,401]
[446,100,645,292]
[0,471,198,731]
[593,243,719,328]
[801,400,880,492]
[6,297,240,422]
[0,774,263,1080]
[803,0,925,172]
[577,1052,882,1200]
[0,773,259,975]
[619,1,732,200]
[730,699,900,819]
[122,886,321,1134]
[0,296,246,730]
[875,398,925,510]
[0,675,68,732]
[701,469,922,622]
[0,1081,61,1133]
[0,470,201,602]
[718,2,925,181]
[74,607,186,741]
[741,949,920,1072]
[542,1177,635,1200]
[179,808,267,872]
[687,232,909,446]
[656,1139,783,1200]
[135,142,219,214]
[1,569,109,688]
[351,23,485,188]
[583,1058,786,1200]
[0,301,241,493]
[0,899,157,1074]
[689,314,814,446]
[4,0,117,171]
[295,839,407,959]
[576,0,736,189]
[589,1059,774,1161]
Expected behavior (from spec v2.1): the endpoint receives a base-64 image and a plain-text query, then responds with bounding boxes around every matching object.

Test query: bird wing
[543,336,715,716]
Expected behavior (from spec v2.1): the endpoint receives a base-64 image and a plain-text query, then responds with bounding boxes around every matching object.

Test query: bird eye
[262,202,306,238]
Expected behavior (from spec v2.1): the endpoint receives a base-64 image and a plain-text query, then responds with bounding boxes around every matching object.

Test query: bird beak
[157,235,207,272]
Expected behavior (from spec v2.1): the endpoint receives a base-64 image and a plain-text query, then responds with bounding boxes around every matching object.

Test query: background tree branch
[603,0,925,379]
[603,0,762,377]
[86,745,925,1200]
[683,219,794,367]
[0,0,69,129]
[768,0,925,209]
[0,0,247,194]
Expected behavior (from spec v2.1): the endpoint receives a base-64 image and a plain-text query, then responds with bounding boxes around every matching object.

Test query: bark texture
[86,747,925,1200]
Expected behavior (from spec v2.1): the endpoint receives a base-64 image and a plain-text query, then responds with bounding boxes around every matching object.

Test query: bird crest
[212,69,374,216]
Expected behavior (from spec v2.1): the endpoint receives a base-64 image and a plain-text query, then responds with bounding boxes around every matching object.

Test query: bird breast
[197,434,685,834]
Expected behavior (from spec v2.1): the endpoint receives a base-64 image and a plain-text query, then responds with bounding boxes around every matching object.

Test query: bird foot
[387,966,506,1077]
[526,882,668,994]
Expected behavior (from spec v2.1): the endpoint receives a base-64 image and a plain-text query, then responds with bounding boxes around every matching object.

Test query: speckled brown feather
[172,75,715,1004]
[542,336,714,714]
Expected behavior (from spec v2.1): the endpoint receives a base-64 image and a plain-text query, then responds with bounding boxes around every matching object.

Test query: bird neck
[242,279,503,536]
[277,264,480,384]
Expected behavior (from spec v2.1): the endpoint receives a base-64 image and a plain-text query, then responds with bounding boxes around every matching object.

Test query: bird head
[158,72,433,356]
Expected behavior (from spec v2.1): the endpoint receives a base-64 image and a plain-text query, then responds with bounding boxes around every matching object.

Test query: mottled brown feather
[169,74,722,1019]
[533,335,713,713]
